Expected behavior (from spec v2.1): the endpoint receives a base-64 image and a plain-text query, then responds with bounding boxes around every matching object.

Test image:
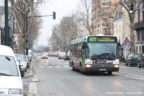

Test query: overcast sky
[37,0,80,46]
[0,0,80,46]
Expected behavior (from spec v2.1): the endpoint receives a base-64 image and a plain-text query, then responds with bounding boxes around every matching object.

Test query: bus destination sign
[88,36,117,43]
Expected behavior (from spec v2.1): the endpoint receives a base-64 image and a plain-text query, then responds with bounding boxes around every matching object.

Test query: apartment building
[113,7,131,58]
[92,0,119,35]
[135,2,144,54]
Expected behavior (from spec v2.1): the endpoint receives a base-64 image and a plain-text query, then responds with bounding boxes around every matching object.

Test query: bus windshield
[88,43,117,60]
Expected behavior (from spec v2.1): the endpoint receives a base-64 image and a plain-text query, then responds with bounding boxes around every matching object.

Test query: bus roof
[71,37,86,45]
[71,35,118,45]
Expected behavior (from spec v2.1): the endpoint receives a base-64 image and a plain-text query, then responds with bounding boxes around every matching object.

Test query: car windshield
[15,54,26,61]
[0,55,18,76]
[88,43,117,60]
[42,53,47,56]
[132,54,141,59]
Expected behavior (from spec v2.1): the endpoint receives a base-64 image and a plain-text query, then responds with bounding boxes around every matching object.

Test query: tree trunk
[129,15,135,53]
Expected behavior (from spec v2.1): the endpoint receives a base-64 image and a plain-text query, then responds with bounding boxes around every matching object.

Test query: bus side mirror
[82,44,87,49]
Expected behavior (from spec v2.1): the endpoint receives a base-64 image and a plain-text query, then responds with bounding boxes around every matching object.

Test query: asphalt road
[33,55,144,96]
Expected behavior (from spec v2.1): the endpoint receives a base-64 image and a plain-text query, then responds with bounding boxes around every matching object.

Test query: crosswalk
[40,65,71,69]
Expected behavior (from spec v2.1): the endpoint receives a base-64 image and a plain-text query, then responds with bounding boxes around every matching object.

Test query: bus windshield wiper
[91,54,99,60]
[100,53,115,60]
[0,73,13,76]
[91,54,106,60]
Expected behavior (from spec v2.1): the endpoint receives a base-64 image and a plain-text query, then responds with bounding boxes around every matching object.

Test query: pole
[5,0,9,46]
[26,16,29,55]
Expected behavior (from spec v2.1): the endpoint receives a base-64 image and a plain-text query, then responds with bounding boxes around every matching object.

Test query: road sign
[122,44,131,48]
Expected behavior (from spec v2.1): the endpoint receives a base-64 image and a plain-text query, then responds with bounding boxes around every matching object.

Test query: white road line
[29,82,38,96]
[117,72,144,80]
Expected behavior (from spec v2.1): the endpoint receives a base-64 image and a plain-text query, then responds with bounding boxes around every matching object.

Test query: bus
[69,35,120,75]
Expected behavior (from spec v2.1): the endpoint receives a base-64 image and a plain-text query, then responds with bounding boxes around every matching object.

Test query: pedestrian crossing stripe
[40,65,71,69]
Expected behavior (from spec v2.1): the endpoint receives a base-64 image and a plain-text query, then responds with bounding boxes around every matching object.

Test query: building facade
[92,0,120,35]
[113,7,131,58]
[134,2,144,54]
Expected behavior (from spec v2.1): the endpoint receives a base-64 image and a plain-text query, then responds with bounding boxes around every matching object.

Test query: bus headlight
[86,64,92,68]
[114,64,119,68]
[85,59,93,65]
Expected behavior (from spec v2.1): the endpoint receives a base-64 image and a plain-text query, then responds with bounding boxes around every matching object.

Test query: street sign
[122,44,131,48]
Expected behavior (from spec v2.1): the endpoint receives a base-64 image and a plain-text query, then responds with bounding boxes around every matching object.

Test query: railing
[135,21,144,29]
[102,2,111,5]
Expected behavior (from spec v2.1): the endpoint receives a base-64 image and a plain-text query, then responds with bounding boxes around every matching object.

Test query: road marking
[40,65,71,69]
[117,72,144,80]
[32,74,39,82]
[29,82,38,96]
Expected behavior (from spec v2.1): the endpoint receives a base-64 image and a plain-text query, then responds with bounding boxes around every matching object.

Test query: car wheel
[128,63,131,67]
[108,71,112,75]
[126,63,128,66]
[137,63,141,68]
[21,71,25,77]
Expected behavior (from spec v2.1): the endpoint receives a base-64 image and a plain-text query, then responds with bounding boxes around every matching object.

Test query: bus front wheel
[72,67,76,71]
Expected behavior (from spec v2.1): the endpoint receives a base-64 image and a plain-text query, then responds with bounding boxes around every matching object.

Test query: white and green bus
[70,35,120,75]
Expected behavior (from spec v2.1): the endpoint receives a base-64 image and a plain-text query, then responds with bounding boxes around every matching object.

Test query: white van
[0,45,23,96]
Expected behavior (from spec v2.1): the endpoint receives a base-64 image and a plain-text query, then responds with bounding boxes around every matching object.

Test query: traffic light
[129,4,134,14]
[53,12,56,19]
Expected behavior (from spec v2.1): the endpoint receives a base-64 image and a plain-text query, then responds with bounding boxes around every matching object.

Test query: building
[0,6,5,45]
[113,7,131,58]
[92,0,120,35]
[134,2,144,54]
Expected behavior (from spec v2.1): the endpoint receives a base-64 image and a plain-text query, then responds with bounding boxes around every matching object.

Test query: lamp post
[5,0,9,46]
[25,12,56,55]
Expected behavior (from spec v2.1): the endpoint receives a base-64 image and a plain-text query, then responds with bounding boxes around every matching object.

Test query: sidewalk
[23,55,39,96]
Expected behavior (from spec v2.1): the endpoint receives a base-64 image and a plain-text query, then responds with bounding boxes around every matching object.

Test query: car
[28,49,33,62]
[26,55,31,68]
[0,45,23,96]
[58,52,66,59]
[64,51,70,60]
[138,54,144,68]
[41,52,48,59]
[125,54,141,67]
[15,54,28,77]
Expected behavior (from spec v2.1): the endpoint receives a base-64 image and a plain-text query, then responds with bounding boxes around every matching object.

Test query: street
[29,55,144,96]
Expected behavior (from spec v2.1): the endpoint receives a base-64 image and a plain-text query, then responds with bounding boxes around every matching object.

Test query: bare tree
[79,0,93,35]
[9,0,43,53]
[49,16,78,52]
[120,0,143,52]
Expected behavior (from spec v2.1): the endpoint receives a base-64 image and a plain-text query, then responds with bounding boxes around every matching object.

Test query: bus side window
[77,50,82,57]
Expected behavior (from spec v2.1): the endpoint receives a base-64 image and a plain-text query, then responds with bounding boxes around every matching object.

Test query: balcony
[135,21,144,30]
[102,2,111,6]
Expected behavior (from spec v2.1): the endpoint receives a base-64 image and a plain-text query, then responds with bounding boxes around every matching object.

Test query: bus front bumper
[85,64,119,72]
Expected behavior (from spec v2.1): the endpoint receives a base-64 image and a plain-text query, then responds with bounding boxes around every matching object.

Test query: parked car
[138,54,144,68]
[0,45,23,96]
[15,54,28,77]
[26,55,31,68]
[125,54,141,67]
[64,51,70,60]
[28,49,33,62]
[41,52,48,59]
[58,52,66,59]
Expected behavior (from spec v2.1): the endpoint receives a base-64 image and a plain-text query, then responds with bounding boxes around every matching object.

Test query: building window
[102,0,111,5]
[142,31,144,41]
[103,7,111,13]
[137,31,140,41]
